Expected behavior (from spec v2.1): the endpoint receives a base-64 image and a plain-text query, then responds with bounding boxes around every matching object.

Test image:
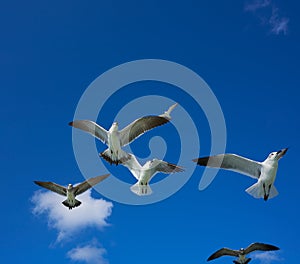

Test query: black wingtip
[99,152,118,165]
[34,181,42,186]
[166,162,184,173]
[68,121,74,127]
[193,157,210,166]
[268,245,280,251]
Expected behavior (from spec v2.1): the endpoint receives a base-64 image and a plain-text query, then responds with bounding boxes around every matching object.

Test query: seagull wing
[150,159,184,174]
[193,154,262,179]
[69,120,108,144]
[34,181,67,196]
[119,116,169,146]
[142,159,184,183]
[74,174,110,196]
[207,248,240,261]
[244,243,280,254]
[159,102,178,120]
[122,154,143,180]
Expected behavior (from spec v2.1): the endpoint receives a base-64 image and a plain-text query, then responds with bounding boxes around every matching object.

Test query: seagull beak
[276,148,288,159]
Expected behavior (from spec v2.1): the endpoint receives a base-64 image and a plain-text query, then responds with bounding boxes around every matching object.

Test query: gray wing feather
[34,181,67,196]
[119,116,169,146]
[245,243,279,254]
[193,154,262,179]
[159,102,178,120]
[207,248,239,261]
[122,154,142,180]
[74,174,110,196]
[151,160,184,174]
[69,120,108,144]
[144,160,184,183]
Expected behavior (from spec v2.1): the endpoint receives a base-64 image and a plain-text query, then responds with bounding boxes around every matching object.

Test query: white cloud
[67,240,108,264]
[269,7,289,35]
[252,251,283,264]
[31,189,113,242]
[245,0,289,35]
[245,0,271,12]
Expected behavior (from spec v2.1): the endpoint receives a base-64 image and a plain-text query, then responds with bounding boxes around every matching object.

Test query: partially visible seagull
[34,174,110,209]
[193,148,288,201]
[122,154,184,196]
[207,242,279,263]
[70,103,178,165]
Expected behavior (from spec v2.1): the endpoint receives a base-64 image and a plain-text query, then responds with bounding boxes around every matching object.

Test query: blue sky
[1,0,300,263]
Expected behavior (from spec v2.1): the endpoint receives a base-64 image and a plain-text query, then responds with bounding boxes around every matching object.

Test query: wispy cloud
[67,240,108,264]
[252,251,283,264]
[245,0,289,35]
[31,189,113,242]
[245,0,271,12]
[269,7,289,35]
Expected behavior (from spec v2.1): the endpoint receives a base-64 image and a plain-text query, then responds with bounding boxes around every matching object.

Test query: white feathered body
[127,159,156,196]
[246,158,279,200]
[63,185,81,209]
[66,187,75,204]
[101,123,130,164]
[107,124,122,159]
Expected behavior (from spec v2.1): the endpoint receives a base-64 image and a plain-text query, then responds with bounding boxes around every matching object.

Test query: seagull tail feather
[245,182,264,199]
[269,185,279,199]
[100,149,131,165]
[62,199,81,210]
[130,183,152,196]
[233,259,250,264]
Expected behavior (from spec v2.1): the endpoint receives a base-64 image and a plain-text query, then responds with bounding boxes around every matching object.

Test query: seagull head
[67,184,73,190]
[111,122,119,131]
[267,148,288,161]
[276,148,288,159]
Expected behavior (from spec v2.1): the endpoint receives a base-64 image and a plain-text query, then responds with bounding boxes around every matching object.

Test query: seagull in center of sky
[69,103,178,165]
[122,154,184,196]
[207,242,279,263]
[193,148,288,201]
[34,174,110,209]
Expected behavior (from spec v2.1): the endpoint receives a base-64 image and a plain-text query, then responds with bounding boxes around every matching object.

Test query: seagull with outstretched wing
[207,242,279,263]
[122,154,184,196]
[70,103,178,165]
[34,174,110,209]
[193,148,288,200]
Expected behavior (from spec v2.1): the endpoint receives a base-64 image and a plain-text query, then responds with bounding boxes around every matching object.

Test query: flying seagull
[34,174,110,209]
[207,242,279,263]
[122,154,184,196]
[193,148,288,201]
[69,103,178,165]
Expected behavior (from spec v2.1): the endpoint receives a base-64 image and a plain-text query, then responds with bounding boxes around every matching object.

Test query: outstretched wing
[119,116,169,146]
[159,102,178,120]
[207,248,239,261]
[150,159,184,174]
[119,102,178,146]
[245,243,279,254]
[69,120,108,144]
[74,174,110,196]
[193,154,262,179]
[122,154,143,180]
[34,181,67,196]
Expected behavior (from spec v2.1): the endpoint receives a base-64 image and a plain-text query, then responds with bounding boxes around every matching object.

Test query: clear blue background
[1,0,299,263]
